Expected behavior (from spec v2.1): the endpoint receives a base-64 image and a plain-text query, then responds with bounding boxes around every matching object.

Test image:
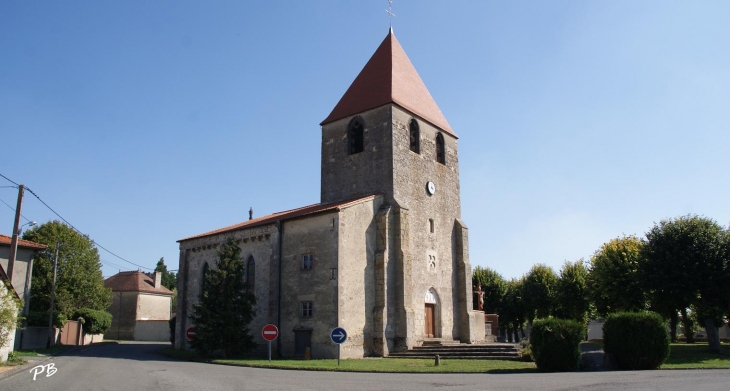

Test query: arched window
[409,119,420,154]
[347,117,364,155]
[246,256,255,294]
[201,262,209,293]
[436,133,445,164]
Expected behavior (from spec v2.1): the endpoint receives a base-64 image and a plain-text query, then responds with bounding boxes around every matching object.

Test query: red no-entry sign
[186,327,196,340]
[262,324,279,342]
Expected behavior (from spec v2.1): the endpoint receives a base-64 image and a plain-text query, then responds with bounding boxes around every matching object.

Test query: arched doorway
[424,288,439,338]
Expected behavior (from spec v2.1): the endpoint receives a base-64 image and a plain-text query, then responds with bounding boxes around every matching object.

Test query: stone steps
[389,343,522,361]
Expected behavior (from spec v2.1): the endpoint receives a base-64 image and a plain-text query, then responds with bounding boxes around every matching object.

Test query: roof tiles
[0,234,48,250]
[178,194,380,242]
[104,271,174,296]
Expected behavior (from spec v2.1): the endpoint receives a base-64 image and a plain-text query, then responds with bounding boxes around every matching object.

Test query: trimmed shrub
[603,312,669,370]
[26,310,66,328]
[519,339,533,362]
[73,308,113,334]
[531,318,585,372]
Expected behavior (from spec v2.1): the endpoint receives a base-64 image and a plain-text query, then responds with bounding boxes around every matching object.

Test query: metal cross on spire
[385,0,396,28]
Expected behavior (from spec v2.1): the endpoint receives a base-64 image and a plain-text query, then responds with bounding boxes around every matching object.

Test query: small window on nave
[409,119,420,154]
[348,117,364,155]
[302,254,313,270]
[436,133,445,164]
[246,256,255,294]
[201,262,209,292]
[300,301,313,317]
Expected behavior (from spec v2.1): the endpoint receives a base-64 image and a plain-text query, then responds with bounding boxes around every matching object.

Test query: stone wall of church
[279,211,339,359]
[390,105,468,345]
[176,224,279,352]
[337,196,382,358]
[320,105,394,204]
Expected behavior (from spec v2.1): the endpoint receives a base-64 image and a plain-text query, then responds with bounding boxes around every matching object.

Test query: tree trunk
[669,310,678,343]
[681,308,695,344]
[512,323,520,343]
[703,317,722,354]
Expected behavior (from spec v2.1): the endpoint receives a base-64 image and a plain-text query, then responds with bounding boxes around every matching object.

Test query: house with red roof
[175,29,483,358]
[104,271,174,341]
[0,234,47,351]
[0,264,21,362]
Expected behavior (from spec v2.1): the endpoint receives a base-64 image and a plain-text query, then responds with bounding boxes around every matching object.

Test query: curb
[0,343,115,382]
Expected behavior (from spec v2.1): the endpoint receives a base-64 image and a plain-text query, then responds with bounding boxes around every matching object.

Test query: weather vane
[385,0,396,28]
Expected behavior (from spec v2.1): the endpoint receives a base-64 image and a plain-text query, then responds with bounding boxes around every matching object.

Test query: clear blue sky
[2,1,728,280]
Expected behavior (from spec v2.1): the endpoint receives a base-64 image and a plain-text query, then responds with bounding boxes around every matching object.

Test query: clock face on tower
[426,181,436,195]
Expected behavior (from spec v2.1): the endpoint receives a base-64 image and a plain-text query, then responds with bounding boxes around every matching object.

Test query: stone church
[175,29,484,358]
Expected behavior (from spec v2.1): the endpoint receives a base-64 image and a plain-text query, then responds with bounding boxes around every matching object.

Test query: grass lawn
[661,343,730,369]
[158,348,535,373]
[15,345,67,357]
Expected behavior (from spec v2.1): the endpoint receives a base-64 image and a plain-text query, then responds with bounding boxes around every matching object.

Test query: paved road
[2,342,729,391]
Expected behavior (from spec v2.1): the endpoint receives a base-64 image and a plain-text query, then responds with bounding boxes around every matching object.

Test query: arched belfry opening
[409,119,420,153]
[436,133,445,164]
[347,116,364,155]
[424,288,440,338]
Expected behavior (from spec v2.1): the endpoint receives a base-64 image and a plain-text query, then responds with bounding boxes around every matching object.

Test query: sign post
[330,327,347,366]
[262,324,279,362]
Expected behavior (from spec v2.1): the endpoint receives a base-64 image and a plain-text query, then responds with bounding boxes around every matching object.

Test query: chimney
[154,271,162,290]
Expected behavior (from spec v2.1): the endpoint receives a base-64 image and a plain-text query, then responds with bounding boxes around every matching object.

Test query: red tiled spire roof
[0,234,48,250]
[321,29,456,137]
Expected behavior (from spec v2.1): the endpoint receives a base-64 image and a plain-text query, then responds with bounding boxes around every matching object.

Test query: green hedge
[72,308,113,334]
[531,318,585,372]
[603,312,669,370]
[26,310,66,328]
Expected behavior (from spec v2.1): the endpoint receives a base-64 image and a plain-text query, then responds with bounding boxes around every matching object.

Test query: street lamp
[18,221,37,235]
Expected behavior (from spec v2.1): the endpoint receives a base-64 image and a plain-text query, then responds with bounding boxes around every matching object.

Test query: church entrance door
[425,303,435,338]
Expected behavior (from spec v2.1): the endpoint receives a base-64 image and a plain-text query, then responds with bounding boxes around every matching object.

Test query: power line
[100,258,127,270]
[0,197,32,223]
[0,173,20,187]
[1,172,153,271]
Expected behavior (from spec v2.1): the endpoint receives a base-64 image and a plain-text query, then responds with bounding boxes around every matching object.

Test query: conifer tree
[189,237,256,358]
[154,257,177,290]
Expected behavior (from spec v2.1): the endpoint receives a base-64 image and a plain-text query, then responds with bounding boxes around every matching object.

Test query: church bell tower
[319,29,478,351]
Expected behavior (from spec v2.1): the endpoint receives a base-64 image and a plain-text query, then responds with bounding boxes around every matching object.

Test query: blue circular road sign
[330,327,347,344]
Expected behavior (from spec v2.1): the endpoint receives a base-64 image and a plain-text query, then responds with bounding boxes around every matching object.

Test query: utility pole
[7,184,25,279]
[47,242,59,348]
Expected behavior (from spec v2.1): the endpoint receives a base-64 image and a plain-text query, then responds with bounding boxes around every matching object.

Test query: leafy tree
[23,221,112,319]
[154,257,177,290]
[500,278,526,342]
[554,259,590,324]
[642,215,730,353]
[586,235,646,317]
[189,237,256,358]
[472,266,506,314]
[0,282,23,351]
[521,264,558,323]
